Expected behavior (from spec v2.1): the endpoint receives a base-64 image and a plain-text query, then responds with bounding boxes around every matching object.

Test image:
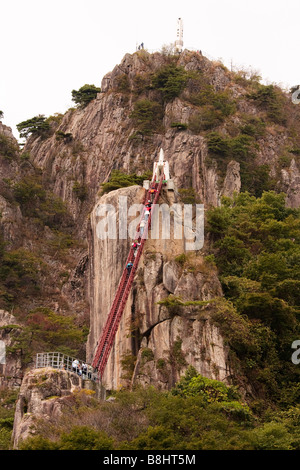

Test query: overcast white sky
[0,0,299,140]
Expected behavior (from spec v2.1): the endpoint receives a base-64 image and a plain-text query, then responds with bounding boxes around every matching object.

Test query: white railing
[35,352,99,382]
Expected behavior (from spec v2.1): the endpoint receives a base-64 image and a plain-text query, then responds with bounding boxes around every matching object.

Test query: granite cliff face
[24,50,300,223]
[1,49,300,395]
[87,183,229,390]
[12,367,87,448]
[22,51,245,222]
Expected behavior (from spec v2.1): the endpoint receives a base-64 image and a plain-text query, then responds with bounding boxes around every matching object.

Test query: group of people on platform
[71,359,94,379]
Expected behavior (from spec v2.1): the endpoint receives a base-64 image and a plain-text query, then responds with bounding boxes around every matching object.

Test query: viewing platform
[35,352,106,399]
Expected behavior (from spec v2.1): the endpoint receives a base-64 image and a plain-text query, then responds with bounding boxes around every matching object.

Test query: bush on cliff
[16,115,51,139]
[151,64,188,102]
[206,191,300,405]
[130,99,164,135]
[100,169,152,195]
[71,84,101,108]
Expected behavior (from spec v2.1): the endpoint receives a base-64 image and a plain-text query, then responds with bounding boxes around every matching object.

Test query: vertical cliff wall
[2,48,300,392]
[87,182,231,390]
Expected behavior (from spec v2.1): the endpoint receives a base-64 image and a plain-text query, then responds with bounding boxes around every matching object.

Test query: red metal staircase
[92,174,165,378]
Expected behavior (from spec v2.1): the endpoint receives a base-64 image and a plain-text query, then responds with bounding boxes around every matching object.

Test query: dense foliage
[0,168,86,364]
[100,169,152,195]
[0,134,19,161]
[206,191,300,406]
[12,174,68,226]
[0,388,17,450]
[15,367,300,450]
[151,64,188,102]
[6,307,88,364]
[16,115,51,139]
[71,84,101,108]
[130,99,164,136]
[2,52,300,452]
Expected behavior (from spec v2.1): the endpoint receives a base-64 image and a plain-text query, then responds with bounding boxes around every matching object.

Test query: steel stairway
[92,173,165,378]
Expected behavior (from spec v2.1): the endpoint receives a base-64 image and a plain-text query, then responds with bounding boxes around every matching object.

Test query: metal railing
[35,352,99,382]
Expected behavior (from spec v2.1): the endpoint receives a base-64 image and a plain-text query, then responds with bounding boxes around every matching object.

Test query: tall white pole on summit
[175,18,183,53]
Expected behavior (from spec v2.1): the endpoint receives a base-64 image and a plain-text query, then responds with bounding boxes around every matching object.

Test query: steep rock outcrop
[87,184,230,390]
[0,123,23,246]
[87,184,145,389]
[3,48,300,398]
[0,310,23,388]
[24,51,250,231]
[12,367,83,448]
[281,158,300,208]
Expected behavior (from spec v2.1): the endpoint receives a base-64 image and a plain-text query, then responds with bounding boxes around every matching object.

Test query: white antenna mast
[175,18,183,53]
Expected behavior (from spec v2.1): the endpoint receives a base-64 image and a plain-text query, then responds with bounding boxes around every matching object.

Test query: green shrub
[100,169,152,195]
[249,422,293,450]
[0,134,19,160]
[0,248,45,296]
[170,122,188,130]
[169,338,187,370]
[141,348,154,362]
[188,108,224,132]
[187,85,236,132]
[13,175,68,227]
[151,64,187,102]
[207,131,261,193]
[7,307,88,362]
[178,187,200,204]
[55,130,73,143]
[19,435,58,450]
[58,426,114,450]
[16,115,51,139]
[174,253,187,266]
[239,116,266,138]
[0,388,17,450]
[120,351,137,379]
[206,192,300,402]
[71,84,101,108]
[189,85,236,115]
[20,426,114,450]
[243,164,276,198]
[214,235,252,276]
[72,180,88,201]
[172,367,240,403]
[115,74,130,93]
[130,99,163,135]
[132,74,151,95]
[20,151,31,161]
[247,84,287,125]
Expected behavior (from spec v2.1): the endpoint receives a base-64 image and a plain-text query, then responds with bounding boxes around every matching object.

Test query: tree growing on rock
[16,115,50,139]
[71,84,101,108]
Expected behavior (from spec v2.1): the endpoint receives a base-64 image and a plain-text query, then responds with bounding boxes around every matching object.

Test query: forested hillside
[0,49,300,450]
